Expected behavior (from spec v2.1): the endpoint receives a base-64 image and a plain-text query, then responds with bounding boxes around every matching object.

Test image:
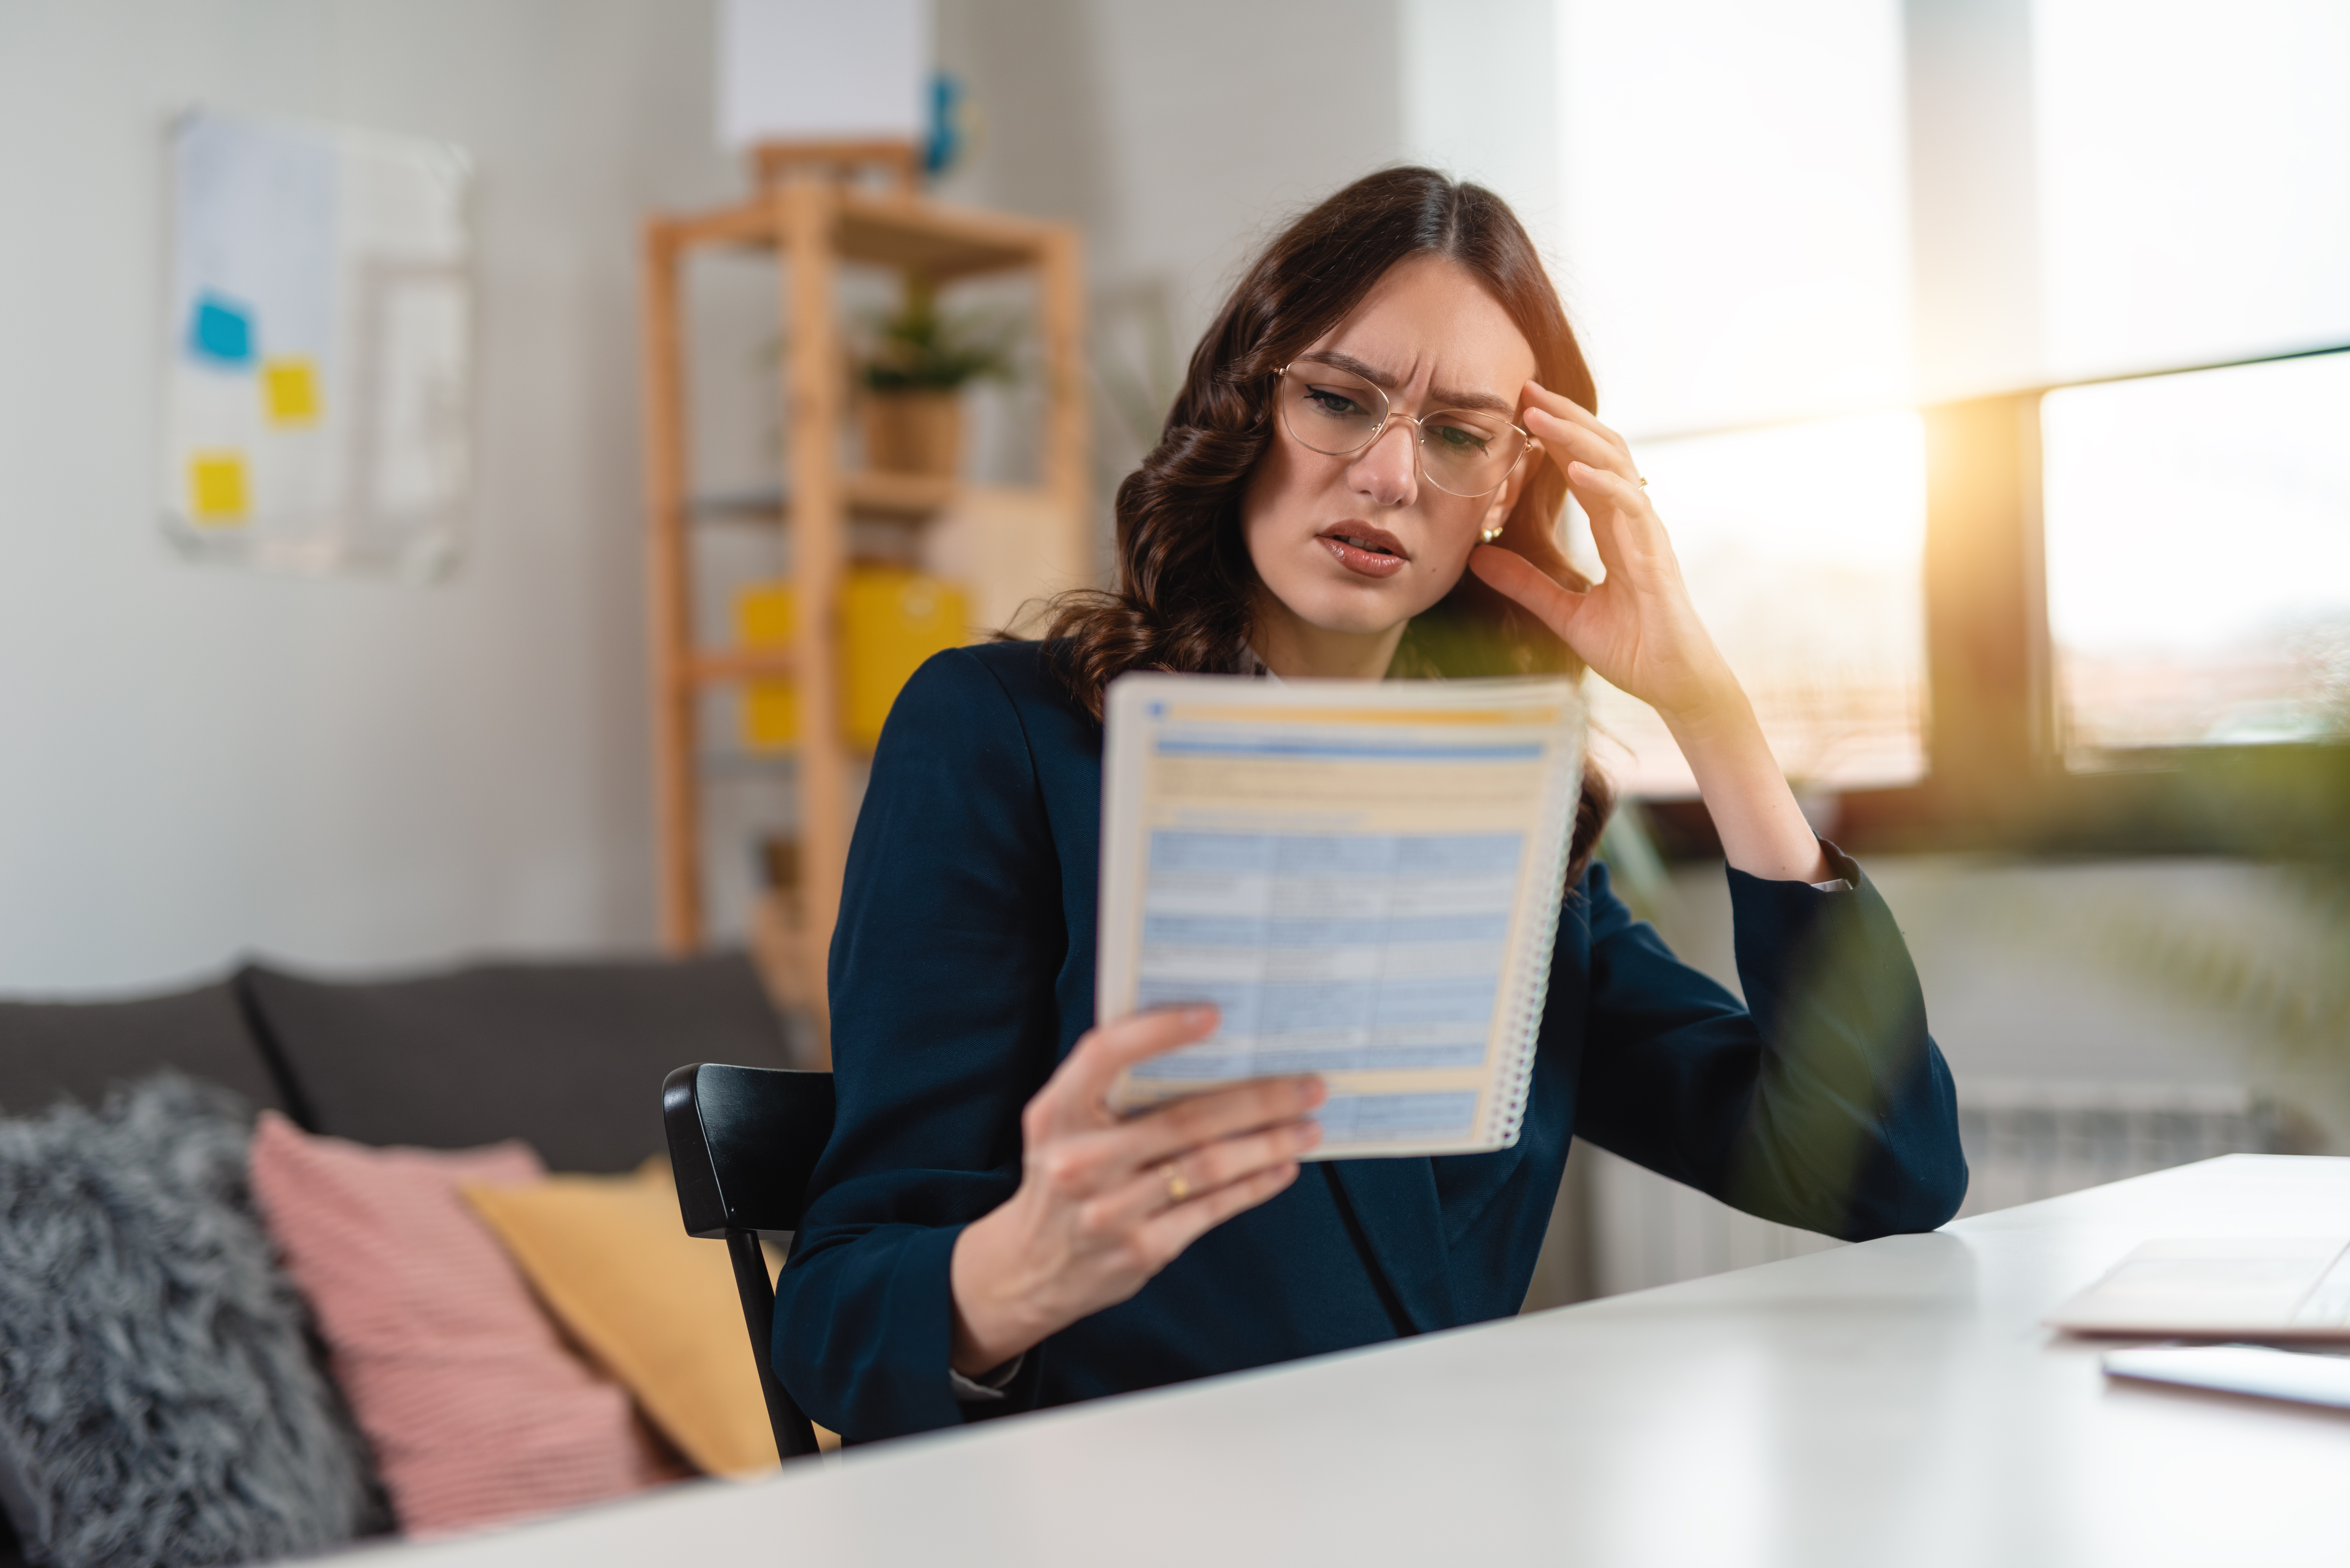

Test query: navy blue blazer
[774,641,1966,1443]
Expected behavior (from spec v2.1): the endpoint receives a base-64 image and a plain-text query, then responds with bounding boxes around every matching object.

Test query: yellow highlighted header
[1166,704,1566,727]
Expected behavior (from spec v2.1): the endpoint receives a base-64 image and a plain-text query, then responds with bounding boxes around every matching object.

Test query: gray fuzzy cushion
[0,1075,385,1568]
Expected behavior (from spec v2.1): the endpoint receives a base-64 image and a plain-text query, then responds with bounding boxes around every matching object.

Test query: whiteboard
[161,109,473,579]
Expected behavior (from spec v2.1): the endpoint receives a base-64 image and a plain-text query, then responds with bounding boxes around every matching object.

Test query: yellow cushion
[462,1162,808,1476]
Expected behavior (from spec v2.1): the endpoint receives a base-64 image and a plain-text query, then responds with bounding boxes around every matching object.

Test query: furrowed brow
[1296,352,1515,418]
[1428,384,1516,417]
[1298,351,1399,392]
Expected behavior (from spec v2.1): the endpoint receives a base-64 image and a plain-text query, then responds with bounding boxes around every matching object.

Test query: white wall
[1402,0,1563,265]
[0,0,741,993]
[0,0,1439,995]
[934,0,1409,484]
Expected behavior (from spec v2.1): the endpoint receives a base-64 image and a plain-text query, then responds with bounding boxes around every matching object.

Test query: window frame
[1640,341,2350,863]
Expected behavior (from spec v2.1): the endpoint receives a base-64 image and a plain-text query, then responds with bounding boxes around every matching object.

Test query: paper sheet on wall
[1098,672,1586,1159]
[161,109,473,579]
[716,0,932,149]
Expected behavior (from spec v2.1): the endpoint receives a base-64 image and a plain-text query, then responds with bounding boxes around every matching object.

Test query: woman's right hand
[947,1006,1325,1376]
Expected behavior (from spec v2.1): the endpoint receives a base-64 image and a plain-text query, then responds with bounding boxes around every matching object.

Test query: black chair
[662,1062,837,1462]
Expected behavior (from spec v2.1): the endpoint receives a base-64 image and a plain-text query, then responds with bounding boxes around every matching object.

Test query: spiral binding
[1477,716,1585,1150]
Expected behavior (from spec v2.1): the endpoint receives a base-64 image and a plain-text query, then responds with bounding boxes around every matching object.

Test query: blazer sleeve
[769,648,1063,1442]
[1570,850,1967,1240]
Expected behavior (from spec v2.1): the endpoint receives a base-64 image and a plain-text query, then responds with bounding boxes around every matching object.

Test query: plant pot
[860,391,964,477]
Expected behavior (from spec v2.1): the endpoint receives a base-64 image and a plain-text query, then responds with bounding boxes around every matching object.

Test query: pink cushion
[248,1112,674,1536]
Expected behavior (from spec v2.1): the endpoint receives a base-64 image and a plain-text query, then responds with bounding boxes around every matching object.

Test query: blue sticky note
[188,295,254,366]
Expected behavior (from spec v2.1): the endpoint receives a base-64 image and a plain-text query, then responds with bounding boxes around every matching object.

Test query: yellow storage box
[736,569,971,752]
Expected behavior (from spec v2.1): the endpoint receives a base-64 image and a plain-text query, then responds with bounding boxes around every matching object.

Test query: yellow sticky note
[261,358,321,425]
[187,452,249,525]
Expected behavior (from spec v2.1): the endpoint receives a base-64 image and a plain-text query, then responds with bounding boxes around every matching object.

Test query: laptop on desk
[2047,1237,2350,1338]
[2052,1238,2350,1412]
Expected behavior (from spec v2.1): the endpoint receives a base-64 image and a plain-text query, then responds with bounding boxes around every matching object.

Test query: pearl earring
[1480,524,1504,544]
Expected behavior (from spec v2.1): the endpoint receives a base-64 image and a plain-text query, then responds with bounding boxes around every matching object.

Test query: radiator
[1573,1080,2278,1300]
[1949,1079,2278,1217]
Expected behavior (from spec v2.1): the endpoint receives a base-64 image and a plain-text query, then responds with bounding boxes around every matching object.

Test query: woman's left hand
[1472,380,1832,885]
[1470,381,1738,730]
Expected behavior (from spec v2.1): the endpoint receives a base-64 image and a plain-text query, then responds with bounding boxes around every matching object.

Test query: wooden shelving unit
[640,147,1087,1059]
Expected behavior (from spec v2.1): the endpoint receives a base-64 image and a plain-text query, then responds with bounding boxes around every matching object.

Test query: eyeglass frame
[1271,359,1536,499]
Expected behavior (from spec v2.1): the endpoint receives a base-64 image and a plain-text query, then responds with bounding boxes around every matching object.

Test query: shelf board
[685,648,795,686]
[686,489,788,520]
[661,190,1055,281]
[845,469,960,515]
[834,191,1047,279]
[698,749,796,776]
[687,471,959,523]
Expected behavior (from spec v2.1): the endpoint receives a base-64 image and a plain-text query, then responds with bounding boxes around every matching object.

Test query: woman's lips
[1316,525,1409,580]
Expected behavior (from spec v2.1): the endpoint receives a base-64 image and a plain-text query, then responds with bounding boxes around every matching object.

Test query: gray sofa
[0,952,798,1568]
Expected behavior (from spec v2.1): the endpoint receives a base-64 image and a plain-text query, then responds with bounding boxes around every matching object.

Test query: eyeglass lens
[1278,362,1526,497]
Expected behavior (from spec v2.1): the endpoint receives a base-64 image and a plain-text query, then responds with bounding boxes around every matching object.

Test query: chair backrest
[662,1063,837,1461]
[665,1062,836,1237]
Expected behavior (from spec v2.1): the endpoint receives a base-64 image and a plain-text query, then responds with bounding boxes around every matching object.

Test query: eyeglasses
[1273,360,1533,498]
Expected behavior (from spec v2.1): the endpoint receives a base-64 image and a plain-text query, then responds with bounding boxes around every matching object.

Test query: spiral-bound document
[1098,671,1585,1159]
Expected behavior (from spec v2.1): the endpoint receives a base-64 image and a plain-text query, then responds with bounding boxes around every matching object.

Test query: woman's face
[1241,255,1539,657]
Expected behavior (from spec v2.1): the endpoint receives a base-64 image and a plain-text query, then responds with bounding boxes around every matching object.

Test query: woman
[775,168,1966,1444]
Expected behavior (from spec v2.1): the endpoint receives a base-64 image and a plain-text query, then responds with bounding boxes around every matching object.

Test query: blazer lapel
[1327,1157,1456,1335]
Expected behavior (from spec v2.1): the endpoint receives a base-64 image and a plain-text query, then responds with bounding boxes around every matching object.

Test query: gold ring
[1636,476,1649,487]
[1161,1163,1191,1204]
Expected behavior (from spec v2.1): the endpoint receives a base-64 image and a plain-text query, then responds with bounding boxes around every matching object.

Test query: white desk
[356,1156,2350,1568]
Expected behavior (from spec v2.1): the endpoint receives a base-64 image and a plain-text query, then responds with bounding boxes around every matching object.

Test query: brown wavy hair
[1039,166,1614,881]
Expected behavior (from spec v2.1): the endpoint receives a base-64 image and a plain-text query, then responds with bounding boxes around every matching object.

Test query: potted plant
[857,280,1019,478]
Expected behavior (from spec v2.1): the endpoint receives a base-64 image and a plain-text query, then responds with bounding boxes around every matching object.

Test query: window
[1555,0,1921,799]
[1585,413,1928,797]
[2043,352,2350,759]
[1556,0,1911,437]
[2033,0,2350,381]
[2032,0,2350,768]
[1531,0,2350,832]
